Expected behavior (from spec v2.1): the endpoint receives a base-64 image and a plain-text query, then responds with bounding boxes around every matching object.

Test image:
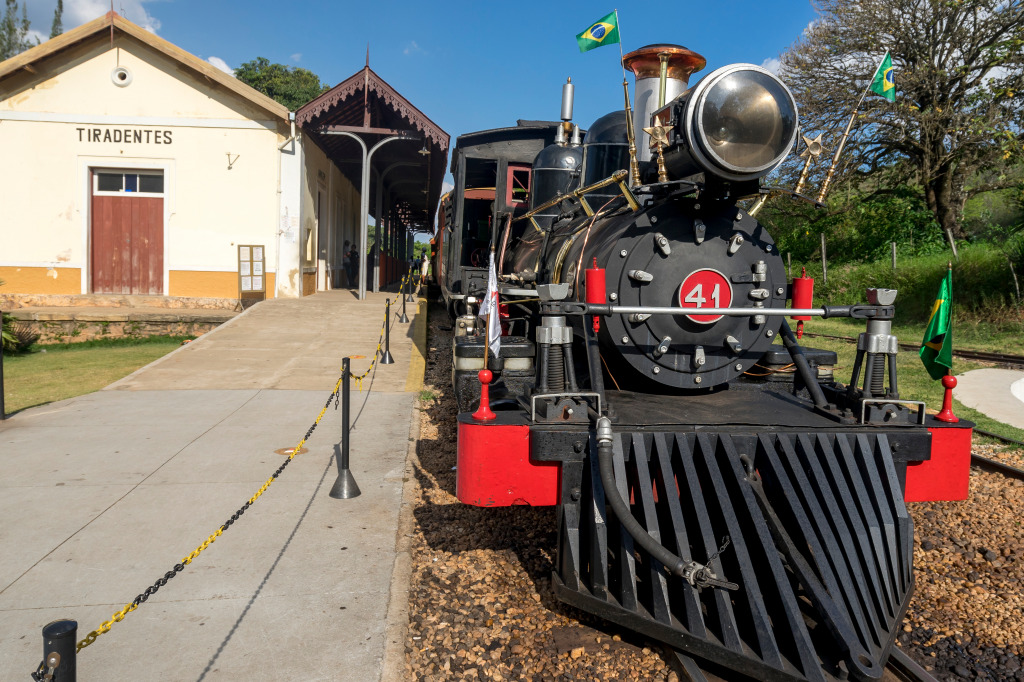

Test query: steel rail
[802,332,1024,366]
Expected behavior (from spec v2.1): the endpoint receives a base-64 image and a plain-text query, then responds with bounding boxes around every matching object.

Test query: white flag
[478,252,501,357]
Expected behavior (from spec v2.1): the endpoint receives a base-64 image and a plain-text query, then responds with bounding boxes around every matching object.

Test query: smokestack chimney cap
[622,44,706,82]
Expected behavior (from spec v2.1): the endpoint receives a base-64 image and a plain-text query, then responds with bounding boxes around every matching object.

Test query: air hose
[595,417,736,590]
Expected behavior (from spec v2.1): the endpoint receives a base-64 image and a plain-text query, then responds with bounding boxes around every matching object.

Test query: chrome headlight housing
[665,64,799,182]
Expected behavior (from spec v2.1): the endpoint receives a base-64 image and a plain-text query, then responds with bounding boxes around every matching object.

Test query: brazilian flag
[920,269,953,380]
[576,12,619,53]
[869,52,896,102]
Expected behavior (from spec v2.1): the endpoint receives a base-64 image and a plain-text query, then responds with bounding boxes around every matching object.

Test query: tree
[233,57,330,110]
[780,0,1024,242]
[0,0,36,61]
[50,0,62,39]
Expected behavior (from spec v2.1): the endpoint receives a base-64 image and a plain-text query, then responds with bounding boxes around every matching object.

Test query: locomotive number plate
[678,269,733,324]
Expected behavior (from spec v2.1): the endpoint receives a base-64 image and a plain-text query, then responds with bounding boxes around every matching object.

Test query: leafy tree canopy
[0,0,37,61]
[779,0,1024,242]
[233,57,330,111]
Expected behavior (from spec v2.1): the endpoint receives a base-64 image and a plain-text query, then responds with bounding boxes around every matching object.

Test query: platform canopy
[296,63,449,297]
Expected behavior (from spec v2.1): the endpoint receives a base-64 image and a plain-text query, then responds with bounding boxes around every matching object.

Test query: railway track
[802,332,1024,368]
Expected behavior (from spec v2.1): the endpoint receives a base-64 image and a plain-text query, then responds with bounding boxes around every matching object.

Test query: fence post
[33,620,76,682]
[406,270,416,303]
[398,277,410,324]
[891,241,897,270]
[380,299,395,365]
[0,308,6,421]
[820,233,828,284]
[329,358,360,499]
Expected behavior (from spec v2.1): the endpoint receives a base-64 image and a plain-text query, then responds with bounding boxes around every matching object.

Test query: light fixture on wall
[417,140,430,157]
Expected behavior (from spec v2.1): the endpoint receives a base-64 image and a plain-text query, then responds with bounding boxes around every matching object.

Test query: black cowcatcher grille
[553,430,914,682]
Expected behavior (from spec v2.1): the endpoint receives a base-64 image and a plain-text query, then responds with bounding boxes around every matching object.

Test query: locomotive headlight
[672,64,798,182]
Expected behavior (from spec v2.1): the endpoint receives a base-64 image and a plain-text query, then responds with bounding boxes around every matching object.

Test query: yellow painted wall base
[169,270,275,299]
[0,266,81,294]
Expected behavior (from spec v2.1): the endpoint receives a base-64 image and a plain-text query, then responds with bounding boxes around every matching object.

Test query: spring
[867,354,886,397]
[548,344,565,392]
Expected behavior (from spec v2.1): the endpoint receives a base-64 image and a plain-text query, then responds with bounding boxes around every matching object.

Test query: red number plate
[678,269,733,324]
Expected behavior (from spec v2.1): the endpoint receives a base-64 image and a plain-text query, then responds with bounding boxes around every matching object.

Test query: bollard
[32,620,77,682]
[380,299,395,364]
[405,274,416,303]
[398,276,410,324]
[329,358,361,499]
[0,308,6,421]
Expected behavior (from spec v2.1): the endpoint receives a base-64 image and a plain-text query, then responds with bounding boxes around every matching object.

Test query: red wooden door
[91,195,163,294]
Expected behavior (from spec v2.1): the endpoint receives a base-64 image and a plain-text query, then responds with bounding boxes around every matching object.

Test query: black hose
[596,419,687,577]
[778,319,829,409]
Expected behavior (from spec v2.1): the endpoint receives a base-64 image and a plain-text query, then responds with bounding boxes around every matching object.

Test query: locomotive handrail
[514,169,640,226]
[566,303,894,319]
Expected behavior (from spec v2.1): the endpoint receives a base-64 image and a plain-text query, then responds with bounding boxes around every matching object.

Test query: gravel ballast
[404,308,1024,680]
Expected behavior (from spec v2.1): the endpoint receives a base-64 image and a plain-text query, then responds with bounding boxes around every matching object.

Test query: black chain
[122,386,340,611]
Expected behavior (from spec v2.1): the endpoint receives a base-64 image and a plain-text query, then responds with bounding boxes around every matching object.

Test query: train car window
[506,165,531,206]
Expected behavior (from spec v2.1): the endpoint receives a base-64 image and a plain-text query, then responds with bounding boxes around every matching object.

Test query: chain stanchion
[405,270,416,303]
[398,275,410,324]
[329,357,360,499]
[380,298,395,364]
[31,620,77,682]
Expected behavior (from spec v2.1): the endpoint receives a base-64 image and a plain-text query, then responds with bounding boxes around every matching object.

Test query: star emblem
[800,133,824,158]
[644,116,671,149]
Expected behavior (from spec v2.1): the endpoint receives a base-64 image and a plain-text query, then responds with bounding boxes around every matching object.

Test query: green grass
[791,319,1024,443]
[1,336,189,414]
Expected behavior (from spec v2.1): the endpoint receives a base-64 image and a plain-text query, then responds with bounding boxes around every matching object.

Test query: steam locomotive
[436,44,972,681]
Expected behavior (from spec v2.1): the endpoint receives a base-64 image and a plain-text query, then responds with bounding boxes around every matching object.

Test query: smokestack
[622,45,706,162]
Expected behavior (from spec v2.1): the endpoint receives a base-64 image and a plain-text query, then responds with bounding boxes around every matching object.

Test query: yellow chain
[74,281,404,652]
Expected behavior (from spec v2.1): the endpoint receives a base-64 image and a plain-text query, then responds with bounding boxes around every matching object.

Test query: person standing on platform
[342,241,352,288]
[420,252,430,291]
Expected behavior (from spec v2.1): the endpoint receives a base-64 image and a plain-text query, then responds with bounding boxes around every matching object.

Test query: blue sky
[25,0,819,192]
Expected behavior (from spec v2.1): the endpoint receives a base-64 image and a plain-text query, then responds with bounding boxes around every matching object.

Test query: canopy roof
[296,65,449,231]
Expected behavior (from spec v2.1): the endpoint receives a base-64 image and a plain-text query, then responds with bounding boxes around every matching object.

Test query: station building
[0,12,447,302]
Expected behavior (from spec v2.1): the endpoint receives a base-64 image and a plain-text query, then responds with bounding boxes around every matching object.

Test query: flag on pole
[920,267,953,380]
[478,252,501,358]
[576,11,620,53]
[869,52,896,102]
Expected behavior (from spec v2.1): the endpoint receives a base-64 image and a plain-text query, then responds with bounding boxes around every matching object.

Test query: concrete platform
[0,289,426,681]
[955,368,1024,430]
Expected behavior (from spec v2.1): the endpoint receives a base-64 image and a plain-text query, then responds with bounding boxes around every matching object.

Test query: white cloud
[290,53,302,63]
[441,181,454,194]
[403,41,426,56]
[207,56,234,75]
[65,0,162,33]
[761,57,781,74]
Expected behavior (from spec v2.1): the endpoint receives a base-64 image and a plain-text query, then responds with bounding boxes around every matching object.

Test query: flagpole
[615,9,642,187]
[614,9,626,82]
[817,52,889,203]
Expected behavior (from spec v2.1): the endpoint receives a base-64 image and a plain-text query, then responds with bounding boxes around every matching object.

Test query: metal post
[891,241,897,270]
[0,308,6,421]
[380,299,395,364]
[33,620,77,682]
[329,358,360,499]
[820,233,828,284]
[398,276,410,323]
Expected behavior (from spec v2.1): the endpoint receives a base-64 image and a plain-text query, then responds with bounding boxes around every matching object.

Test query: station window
[93,170,164,196]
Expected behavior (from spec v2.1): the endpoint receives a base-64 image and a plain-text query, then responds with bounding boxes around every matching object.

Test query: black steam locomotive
[437,44,972,681]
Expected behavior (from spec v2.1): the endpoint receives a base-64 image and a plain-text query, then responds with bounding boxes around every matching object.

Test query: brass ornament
[644,115,672,183]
